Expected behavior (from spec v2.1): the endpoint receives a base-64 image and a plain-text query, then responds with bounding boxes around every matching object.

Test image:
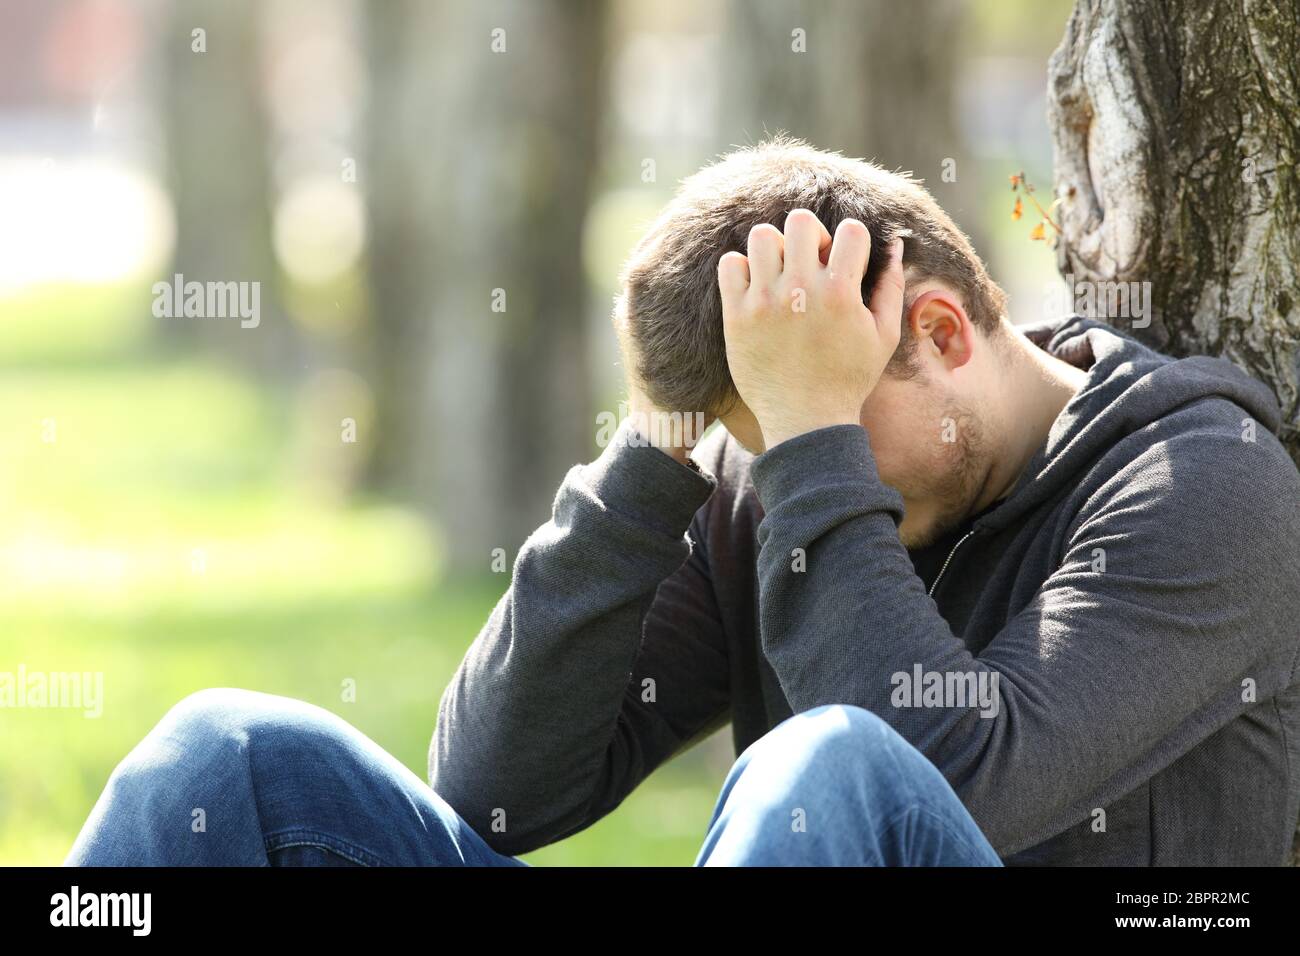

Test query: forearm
[749,426,992,747]
[428,417,717,854]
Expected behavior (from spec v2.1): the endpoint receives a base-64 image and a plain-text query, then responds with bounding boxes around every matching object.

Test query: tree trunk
[162,0,292,370]
[721,0,966,173]
[719,0,979,244]
[1047,0,1300,469]
[365,0,606,573]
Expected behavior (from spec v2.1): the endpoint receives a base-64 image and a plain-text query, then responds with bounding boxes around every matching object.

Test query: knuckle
[824,280,852,304]
[839,218,868,240]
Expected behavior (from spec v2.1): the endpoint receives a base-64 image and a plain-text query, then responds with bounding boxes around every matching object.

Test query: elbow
[427,733,587,858]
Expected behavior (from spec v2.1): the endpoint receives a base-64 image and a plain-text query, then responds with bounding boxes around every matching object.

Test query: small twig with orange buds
[1009,171,1062,243]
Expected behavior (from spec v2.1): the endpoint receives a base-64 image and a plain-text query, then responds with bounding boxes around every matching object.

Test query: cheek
[862,417,908,484]
[863,378,948,488]
[863,408,934,493]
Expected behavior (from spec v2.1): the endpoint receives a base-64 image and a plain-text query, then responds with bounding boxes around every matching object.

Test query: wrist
[586,417,718,537]
[625,406,704,465]
[761,412,860,450]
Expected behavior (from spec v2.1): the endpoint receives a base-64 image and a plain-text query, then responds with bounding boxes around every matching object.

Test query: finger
[826,218,870,286]
[868,237,906,339]
[783,208,832,276]
[718,251,751,311]
[746,223,784,284]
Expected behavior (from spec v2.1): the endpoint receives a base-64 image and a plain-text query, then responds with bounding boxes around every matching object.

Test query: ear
[907,288,974,371]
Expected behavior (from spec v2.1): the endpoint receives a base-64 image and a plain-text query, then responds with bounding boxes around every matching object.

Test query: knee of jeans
[119,688,250,764]
[743,703,934,793]
[165,687,358,764]
[111,688,327,796]
[92,689,249,818]
[157,687,280,749]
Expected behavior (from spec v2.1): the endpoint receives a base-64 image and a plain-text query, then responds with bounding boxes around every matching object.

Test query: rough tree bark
[1047,0,1300,468]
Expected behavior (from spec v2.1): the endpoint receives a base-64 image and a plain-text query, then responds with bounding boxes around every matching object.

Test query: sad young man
[68,139,1300,867]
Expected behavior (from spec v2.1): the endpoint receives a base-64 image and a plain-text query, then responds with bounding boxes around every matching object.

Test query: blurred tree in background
[721,0,974,210]
[365,0,606,569]
[163,0,291,368]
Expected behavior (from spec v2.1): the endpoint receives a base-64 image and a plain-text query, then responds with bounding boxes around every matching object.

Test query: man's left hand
[717,209,905,450]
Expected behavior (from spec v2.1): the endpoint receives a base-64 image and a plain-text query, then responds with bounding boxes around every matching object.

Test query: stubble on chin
[896,403,987,551]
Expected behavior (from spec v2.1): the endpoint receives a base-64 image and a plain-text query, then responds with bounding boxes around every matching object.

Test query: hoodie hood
[975,314,1285,533]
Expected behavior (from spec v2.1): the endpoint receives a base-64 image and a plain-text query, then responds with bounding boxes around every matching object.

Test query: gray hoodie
[429,314,1300,865]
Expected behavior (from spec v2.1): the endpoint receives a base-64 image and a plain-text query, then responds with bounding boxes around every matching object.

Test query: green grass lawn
[0,283,729,865]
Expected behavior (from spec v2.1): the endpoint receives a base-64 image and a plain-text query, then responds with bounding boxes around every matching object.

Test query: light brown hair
[618,136,1009,416]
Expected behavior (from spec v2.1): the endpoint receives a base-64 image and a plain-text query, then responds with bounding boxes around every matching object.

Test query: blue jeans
[64,688,1002,867]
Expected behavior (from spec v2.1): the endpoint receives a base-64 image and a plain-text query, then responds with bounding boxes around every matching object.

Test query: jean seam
[265,828,390,867]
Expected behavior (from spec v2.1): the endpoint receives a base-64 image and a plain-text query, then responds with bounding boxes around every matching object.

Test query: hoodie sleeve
[428,417,731,856]
[748,422,1300,857]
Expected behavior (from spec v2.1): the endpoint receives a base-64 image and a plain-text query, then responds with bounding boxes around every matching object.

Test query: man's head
[618,136,1022,547]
